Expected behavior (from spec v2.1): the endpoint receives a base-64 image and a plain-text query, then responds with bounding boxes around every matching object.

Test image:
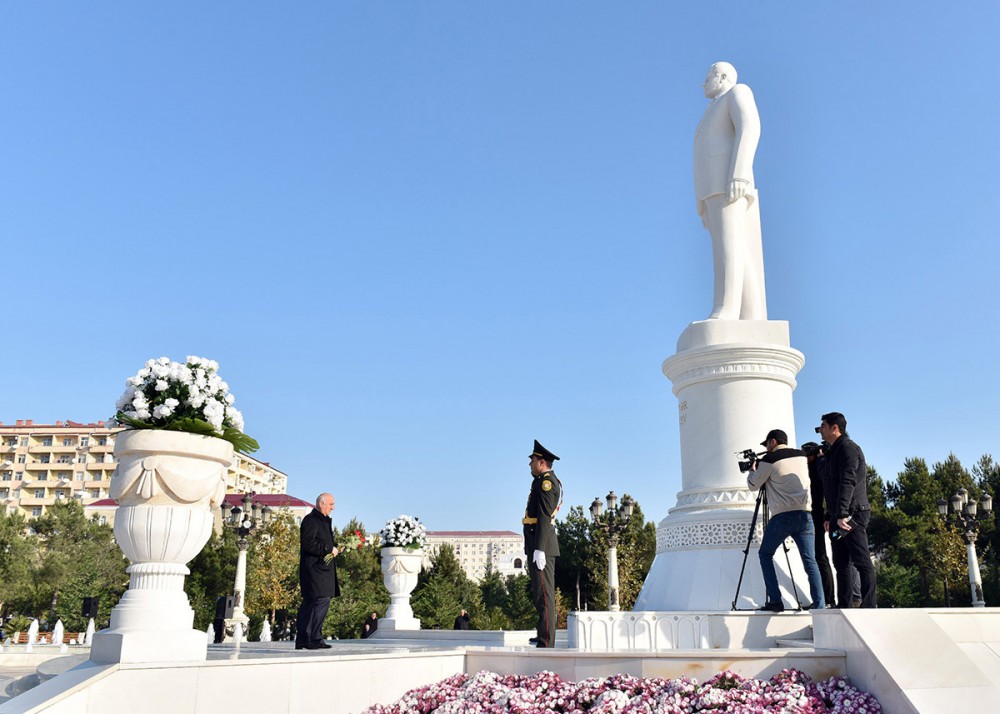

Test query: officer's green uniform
[523,440,562,647]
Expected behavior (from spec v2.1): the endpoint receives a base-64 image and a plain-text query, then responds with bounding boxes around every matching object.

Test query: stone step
[775,638,815,648]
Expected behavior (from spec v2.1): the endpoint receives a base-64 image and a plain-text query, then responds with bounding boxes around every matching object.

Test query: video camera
[737,448,765,473]
[800,440,831,458]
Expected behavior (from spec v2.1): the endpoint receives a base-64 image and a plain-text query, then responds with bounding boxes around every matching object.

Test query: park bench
[9,631,82,645]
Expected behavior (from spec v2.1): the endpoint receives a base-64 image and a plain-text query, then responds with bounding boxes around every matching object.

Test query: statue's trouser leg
[705,196,747,320]
[740,196,767,320]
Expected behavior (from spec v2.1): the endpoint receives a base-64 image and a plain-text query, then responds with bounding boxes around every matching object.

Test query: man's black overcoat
[299,508,340,599]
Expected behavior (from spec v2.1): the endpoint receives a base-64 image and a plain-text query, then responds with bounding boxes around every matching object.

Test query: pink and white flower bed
[364,668,880,714]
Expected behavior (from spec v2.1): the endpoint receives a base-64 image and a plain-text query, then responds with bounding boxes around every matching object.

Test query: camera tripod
[731,486,805,611]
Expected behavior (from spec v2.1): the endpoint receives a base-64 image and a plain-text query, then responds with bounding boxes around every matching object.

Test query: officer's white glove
[533,549,546,571]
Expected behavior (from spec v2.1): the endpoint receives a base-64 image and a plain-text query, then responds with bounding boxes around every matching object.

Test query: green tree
[471,564,512,630]
[186,527,238,630]
[30,500,128,630]
[556,496,656,612]
[501,573,536,629]
[0,510,37,617]
[410,544,482,630]
[555,506,596,611]
[245,509,300,621]
[874,456,974,607]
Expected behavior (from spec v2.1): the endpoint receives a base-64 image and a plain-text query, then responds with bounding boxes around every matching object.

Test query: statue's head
[703,62,737,99]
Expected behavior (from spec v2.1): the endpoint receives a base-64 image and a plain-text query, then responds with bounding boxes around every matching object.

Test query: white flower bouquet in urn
[379,514,427,551]
[110,355,258,453]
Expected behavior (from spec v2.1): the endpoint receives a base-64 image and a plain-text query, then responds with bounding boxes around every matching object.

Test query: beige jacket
[747,446,811,515]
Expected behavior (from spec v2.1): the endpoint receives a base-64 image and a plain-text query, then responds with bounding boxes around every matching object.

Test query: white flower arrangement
[379,514,427,550]
[110,356,259,453]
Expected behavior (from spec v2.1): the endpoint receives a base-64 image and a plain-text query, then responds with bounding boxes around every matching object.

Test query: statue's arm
[726,85,761,201]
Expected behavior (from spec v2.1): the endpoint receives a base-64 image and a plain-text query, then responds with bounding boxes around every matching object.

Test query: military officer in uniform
[523,440,562,648]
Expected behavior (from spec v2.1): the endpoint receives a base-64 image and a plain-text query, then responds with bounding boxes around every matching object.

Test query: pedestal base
[377,616,421,631]
[636,319,811,611]
[634,517,813,611]
[90,628,208,664]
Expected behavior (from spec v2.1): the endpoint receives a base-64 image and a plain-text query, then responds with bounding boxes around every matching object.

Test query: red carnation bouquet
[325,530,367,563]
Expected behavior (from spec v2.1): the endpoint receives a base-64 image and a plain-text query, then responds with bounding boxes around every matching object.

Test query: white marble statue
[693,62,767,320]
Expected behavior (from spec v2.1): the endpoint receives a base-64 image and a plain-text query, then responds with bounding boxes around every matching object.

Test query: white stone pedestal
[634,320,813,611]
[378,548,423,631]
[91,430,230,664]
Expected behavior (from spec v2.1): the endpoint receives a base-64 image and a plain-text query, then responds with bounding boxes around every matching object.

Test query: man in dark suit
[818,412,877,608]
[453,609,471,630]
[523,440,562,648]
[295,492,340,650]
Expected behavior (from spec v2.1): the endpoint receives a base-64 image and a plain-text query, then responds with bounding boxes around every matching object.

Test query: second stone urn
[379,547,423,631]
[91,429,232,664]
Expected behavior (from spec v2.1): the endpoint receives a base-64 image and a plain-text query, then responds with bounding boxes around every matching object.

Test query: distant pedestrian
[453,609,471,630]
[361,611,378,639]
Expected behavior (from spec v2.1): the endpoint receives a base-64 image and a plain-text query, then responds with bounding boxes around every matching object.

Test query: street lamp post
[222,493,271,639]
[937,487,992,608]
[590,491,634,612]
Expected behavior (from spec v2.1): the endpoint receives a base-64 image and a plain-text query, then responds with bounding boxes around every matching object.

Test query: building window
[0,488,7,497]
[32,507,42,517]
[57,457,71,463]
[17,456,25,464]
[99,516,107,525]
[80,437,89,446]
[20,438,28,446]
[2,472,11,481]
[62,438,73,447]
[6,438,16,446]
[34,489,44,498]
[56,490,66,499]
[15,472,23,480]
[38,473,48,481]
[58,471,70,479]
[98,437,107,446]
[42,438,52,446]
[77,455,86,463]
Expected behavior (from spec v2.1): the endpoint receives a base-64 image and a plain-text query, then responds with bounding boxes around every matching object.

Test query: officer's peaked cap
[531,440,560,463]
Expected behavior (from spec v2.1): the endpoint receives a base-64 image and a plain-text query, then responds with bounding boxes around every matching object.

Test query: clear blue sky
[3,2,998,534]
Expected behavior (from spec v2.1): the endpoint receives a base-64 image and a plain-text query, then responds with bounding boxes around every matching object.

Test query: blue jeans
[759,510,826,609]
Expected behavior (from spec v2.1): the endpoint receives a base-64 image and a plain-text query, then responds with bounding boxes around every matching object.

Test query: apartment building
[0,419,288,519]
[424,530,526,582]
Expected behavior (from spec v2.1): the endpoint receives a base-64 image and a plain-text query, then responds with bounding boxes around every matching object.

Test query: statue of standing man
[693,62,767,320]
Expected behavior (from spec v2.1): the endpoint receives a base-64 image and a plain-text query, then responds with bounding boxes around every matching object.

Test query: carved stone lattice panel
[657,520,763,552]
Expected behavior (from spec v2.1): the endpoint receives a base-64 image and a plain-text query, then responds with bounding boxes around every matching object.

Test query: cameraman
[818,411,876,608]
[747,429,825,612]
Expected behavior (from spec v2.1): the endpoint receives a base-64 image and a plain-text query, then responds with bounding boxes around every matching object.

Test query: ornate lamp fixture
[590,492,635,611]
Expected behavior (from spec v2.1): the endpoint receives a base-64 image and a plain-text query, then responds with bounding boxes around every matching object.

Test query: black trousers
[831,509,877,608]
[811,511,835,607]
[295,595,331,646]
[530,555,557,647]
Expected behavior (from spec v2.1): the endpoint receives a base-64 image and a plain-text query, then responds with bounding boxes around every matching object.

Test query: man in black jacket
[295,493,340,649]
[818,412,877,608]
[523,440,562,648]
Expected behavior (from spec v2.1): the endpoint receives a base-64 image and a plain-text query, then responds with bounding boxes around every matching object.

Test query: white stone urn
[91,429,231,664]
[379,547,423,631]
